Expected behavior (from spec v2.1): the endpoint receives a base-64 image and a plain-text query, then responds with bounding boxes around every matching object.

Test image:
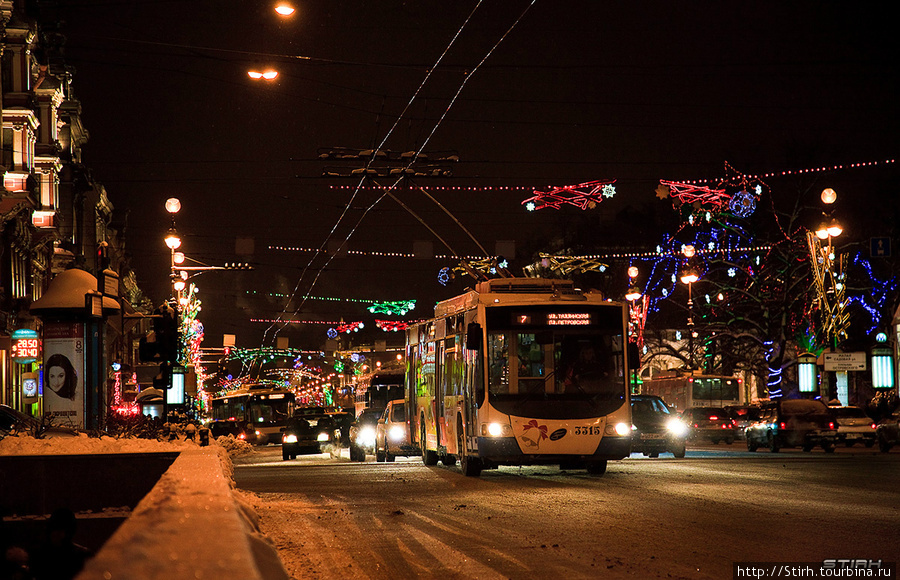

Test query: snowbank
[0,434,287,580]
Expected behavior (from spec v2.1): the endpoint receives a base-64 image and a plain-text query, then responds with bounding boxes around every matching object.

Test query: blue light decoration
[846,253,900,334]
[438,267,451,286]
[327,328,338,339]
[728,189,757,218]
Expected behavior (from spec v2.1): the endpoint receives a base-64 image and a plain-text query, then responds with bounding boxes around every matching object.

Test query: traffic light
[97,241,110,270]
[152,303,181,363]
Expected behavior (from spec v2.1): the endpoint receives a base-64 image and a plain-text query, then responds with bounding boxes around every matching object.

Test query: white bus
[406,278,632,476]
[639,371,743,412]
[209,383,295,445]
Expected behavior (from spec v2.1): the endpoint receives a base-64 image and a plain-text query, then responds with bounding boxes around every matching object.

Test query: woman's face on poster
[48,365,66,392]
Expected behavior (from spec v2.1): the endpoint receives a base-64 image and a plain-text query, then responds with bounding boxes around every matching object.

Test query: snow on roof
[29,268,120,312]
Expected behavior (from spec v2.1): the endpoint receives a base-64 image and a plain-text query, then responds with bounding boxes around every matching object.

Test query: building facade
[0,0,150,420]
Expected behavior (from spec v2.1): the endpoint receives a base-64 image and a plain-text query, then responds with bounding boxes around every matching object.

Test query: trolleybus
[209,382,295,445]
[354,364,405,417]
[639,370,742,412]
[406,277,632,476]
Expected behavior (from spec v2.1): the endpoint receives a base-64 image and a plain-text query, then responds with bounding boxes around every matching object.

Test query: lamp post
[808,188,846,401]
[161,199,183,422]
[679,245,699,372]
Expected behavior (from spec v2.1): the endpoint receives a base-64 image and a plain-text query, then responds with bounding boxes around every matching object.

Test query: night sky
[52,1,898,351]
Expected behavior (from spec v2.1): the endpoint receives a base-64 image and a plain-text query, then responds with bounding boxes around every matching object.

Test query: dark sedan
[630,395,688,458]
[281,414,337,460]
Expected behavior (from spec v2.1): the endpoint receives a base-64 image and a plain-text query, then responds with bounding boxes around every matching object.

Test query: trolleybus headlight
[317,432,330,442]
[388,424,406,442]
[482,422,512,437]
[666,419,688,437]
[613,422,631,436]
[283,434,298,444]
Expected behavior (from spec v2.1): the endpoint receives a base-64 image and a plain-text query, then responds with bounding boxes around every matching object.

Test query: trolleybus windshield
[485,305,626,419]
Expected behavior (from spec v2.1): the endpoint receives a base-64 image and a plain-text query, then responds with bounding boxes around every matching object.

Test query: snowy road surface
[234,445,900,579]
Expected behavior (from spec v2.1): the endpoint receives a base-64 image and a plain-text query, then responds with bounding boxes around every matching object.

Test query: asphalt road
[233,443,900,580]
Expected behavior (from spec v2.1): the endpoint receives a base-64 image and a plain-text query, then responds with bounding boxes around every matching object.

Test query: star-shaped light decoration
[602,183,616,198]
[655,184,670,199]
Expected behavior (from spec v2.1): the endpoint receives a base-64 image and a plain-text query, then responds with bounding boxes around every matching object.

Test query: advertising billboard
[42,322,86,428]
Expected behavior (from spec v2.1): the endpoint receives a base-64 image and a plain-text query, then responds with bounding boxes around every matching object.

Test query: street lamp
[248,70,278,80]
[275,3,295,16]
[680,267,699,371]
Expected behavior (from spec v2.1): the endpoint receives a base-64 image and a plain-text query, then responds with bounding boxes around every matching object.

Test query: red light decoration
[657,181,731,211]
[522,179,617,211]
[336,322,364,334]
[376,320,410,332]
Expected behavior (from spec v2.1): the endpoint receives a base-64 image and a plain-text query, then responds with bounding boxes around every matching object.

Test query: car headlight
[357,426,376,446]
[613,422,631,436]
[388,424,406,442]
[283,434,298,444]
[317,432,330,442]
[666,419,688,437]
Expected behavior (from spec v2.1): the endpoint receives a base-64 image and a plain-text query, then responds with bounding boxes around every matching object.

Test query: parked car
[281,414,337,460]
[829,406,876,447]
[0,404,77,440]
[725,405,761,440]
[745,399,837,453]
[348,408,383,462]
[375,399,419,462]
[875,409,900,453]
[630,395,688,458]
[680,406,736,444]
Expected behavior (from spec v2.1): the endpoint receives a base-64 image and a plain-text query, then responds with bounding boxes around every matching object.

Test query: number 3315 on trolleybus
[405,277,632,476]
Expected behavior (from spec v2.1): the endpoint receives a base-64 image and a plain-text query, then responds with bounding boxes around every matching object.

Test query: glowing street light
[275,3,295,16]
[248,70,278,80]
[164,227,181,251]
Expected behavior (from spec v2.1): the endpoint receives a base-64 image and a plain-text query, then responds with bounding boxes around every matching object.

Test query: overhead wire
[262,0,489,344]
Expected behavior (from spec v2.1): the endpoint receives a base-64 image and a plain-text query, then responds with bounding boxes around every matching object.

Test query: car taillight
[238,433,246,440]
[693,423,699,428]
[828,422,835,430]
[709,415,719,421]
[870,423,876,430]
[779,422,786,430]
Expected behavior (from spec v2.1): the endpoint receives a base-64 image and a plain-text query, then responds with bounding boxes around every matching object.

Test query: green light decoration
[367,300,416,316]
[334,360,344,373]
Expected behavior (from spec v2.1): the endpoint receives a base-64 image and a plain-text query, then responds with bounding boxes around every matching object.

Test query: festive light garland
[367,300,416,315]
[669,158,895,185]
[376,320,412,332]
[522,180,616,211]
[268,245,490,261]
[329,185,535,191]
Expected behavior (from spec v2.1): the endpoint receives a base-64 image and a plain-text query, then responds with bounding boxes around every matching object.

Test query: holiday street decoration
[522,179,616,211]
[376,320,411,332]
[537,253,609,276]
[367,300,416,316]
[335,321,364,334]
[806,231,850,344]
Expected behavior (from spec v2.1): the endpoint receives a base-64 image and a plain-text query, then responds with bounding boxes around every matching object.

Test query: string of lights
[670,158,895,185]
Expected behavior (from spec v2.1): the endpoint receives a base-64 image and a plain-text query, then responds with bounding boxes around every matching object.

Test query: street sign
[823,351,866,371]
[870,237,891,257]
